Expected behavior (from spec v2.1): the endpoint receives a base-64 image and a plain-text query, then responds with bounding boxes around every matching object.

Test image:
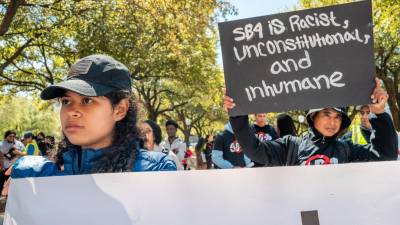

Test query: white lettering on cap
[68,59,93,77]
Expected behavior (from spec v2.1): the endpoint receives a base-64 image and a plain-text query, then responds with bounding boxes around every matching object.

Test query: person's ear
[113,98,129,122]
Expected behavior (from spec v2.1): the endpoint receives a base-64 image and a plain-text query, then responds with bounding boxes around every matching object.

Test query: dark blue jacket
[11,148,176,178]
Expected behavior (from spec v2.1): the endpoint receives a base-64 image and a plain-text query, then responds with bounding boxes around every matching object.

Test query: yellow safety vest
[24,140,42,156]
[351,126,368,145]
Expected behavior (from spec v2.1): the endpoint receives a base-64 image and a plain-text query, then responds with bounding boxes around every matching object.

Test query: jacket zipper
[321,136,326,144]
[77,149,82,174]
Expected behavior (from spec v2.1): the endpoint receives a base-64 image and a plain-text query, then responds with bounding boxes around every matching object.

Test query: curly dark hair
[48,90,139,173]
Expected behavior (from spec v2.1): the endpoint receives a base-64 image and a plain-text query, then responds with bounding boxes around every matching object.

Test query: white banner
[4,161,400,225]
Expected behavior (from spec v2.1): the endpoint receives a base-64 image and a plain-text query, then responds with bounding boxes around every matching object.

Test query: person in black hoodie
[212,122,254,168]
[276,113,297,138]
[252,113,278,142]
[223,78,397,166]
[251,113,278,167]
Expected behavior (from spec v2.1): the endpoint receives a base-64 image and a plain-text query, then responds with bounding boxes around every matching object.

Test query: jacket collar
[62,146,113,174]
[165,136,182,145]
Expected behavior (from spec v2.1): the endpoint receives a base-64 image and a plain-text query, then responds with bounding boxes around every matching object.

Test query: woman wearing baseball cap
[223,78,397,166]
[8,54,176,180]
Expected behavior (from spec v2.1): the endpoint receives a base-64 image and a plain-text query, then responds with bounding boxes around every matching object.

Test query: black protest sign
[219,0,374,116]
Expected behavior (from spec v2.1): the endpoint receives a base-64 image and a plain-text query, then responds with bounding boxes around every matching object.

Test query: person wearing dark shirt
[36,132,49,156]
[223,78,397,166]
[252,113,278,142]
[204,135,214,169]
[212,123,254,169]
[196,135,214,169]
[251,113,278,167]
[276,113,297,137]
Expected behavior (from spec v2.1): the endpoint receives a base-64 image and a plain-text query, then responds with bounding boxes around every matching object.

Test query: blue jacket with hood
[11,146,176,178]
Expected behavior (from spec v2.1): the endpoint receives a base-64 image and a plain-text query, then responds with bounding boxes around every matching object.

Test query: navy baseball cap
[40,54,132,100]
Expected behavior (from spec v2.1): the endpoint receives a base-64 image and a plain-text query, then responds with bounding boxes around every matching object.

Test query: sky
[225,0,299,20]
[217,0,299,66]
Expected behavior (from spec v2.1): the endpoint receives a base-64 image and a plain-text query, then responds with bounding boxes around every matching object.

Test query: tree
[72,0,224,123]
[1,0,232,139]
[0,1,98,93]
[0,94,60,137]
[136,78,188,121]
[164,72,226,144]
[373,0,400,130]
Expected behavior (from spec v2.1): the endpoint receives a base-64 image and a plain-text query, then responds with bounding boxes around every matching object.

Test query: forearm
[211,150,234,169]
[12,150,25,156]
[229,116,270,164]
[11,156,60,178]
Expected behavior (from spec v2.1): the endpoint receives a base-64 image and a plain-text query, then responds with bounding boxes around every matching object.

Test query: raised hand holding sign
[219,0,375,116]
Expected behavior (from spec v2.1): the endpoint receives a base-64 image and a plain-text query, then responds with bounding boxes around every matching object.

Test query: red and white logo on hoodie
[229,140,242,153]
[255,132,272,142]
[305,154,339,165]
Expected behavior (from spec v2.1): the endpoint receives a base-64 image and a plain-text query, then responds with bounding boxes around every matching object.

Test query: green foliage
[0,0,95,92]
[0,95,60,138]
[69,0,227,135]
[0,0,230,137]
[162,70,226,141]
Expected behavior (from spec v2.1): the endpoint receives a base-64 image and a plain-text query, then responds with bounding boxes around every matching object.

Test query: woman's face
[140,122,155,149]
[359,105,371,129]
[207,135,213,143]
[59,91,126,149]
[313,108,342,137]
[37,134,44,140]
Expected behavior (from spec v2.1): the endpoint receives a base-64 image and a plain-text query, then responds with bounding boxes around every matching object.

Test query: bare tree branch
[0,38,34,72]
[0,0,26,36]
[158,101,188,115]
[0,76,45,90]
[11,61,33,75]
[19,0,63,8]
[39,45,55,84]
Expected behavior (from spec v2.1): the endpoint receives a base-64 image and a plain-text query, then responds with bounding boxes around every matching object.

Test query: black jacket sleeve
[229,116,287,166]
[348,112,398,161]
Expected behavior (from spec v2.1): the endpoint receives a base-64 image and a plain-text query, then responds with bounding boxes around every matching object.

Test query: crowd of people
[0,111,337,187]
[224,78,398,167]
[196,103,400,169]
[0,54,398,199]
[0,130,55,193]
[1,97,398,180]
